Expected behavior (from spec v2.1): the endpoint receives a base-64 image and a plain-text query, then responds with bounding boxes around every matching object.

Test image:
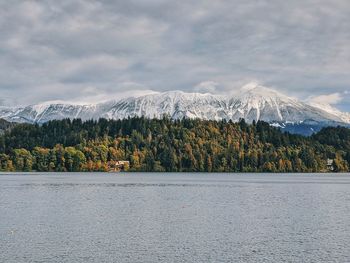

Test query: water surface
[1,173,350,262]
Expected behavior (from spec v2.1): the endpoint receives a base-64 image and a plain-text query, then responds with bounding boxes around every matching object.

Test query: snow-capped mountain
[100,91,227,120]
[0,83,348,135]
[227,83,346,123]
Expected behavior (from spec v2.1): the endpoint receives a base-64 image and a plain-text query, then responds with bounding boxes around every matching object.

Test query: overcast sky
[1,0,350,110]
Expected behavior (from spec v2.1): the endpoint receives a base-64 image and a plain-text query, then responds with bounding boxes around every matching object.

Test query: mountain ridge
[0,83,349,135]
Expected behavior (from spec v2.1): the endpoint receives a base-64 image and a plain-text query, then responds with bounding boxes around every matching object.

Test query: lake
[1,173,350,262]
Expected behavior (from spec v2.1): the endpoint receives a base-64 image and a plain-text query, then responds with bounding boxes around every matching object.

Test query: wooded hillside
[0,117,348,172]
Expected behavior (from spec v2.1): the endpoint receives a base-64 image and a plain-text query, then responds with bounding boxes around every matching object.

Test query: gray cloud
[0,0,349,109]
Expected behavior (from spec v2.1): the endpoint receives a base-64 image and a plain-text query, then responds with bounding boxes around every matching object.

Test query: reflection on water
[1,173,350,262]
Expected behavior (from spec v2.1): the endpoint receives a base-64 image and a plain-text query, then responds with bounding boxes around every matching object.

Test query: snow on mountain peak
[240,81,260,91]
[225,83,301,121]
[238,83,295,102]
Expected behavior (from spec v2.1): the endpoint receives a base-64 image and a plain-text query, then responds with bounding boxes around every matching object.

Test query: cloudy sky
[1,0,350,110]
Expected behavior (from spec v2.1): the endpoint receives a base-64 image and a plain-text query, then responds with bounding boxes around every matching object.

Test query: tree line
[0,117,348,172]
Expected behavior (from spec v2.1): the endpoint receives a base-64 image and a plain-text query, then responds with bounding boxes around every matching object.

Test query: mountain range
[1,83,349,135]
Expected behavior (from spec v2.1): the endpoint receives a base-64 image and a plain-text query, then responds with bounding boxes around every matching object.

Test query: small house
[327,159,334,171]
[107,161,130,172]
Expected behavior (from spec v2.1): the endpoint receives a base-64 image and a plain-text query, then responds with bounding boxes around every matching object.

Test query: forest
[0,117,349,172]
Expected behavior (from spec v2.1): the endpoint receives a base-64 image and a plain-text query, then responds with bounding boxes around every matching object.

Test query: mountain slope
[308,101,350,124]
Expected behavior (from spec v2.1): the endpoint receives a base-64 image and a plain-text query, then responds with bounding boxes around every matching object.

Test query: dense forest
[0,117,349,172]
